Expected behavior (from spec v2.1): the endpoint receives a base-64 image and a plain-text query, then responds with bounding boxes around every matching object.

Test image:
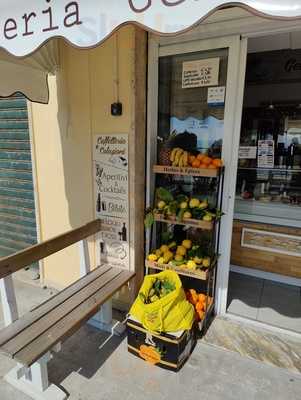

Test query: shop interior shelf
[154,213,214,230]
[153,164,221,178]
[145,260,213,281]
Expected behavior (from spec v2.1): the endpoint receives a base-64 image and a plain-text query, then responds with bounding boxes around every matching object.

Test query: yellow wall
[30,27,136,289]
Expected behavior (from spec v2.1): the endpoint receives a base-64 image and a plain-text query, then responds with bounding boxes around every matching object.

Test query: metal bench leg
[5,353,67,400]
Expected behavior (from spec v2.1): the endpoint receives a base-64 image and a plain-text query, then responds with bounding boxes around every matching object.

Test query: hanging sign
[182,58,220,88]
[257,140,274,168]
[1,1,301,57]
[93,134,129,269]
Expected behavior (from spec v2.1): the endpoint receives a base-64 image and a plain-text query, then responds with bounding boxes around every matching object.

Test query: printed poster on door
[182,58,220,89]
[257,140,274,168]
[93,134,129,269]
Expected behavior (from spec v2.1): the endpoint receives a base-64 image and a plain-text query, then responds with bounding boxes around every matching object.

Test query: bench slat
[14,269,135,367]
[0,264,112,349]
[1,267,123,357]
[0,219,102,279]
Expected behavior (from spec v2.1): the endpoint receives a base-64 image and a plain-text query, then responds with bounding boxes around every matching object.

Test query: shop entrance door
[147,35,248,315]
[227,32,301,334]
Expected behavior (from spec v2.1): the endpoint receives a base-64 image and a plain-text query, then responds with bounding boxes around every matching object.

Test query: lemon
[148,254,158,262]
[163,250,173,263]
[176,245,187,256]
[202,257,211,268]
[174,254,184,262]
[180,201,188,209]
[158,257,164,264]
[157,200,166,210]
[186,260,197,270]
[193,256,203,264]
[199,201,208,210]
[189,198,200,208]
[183,211,192,219]
[155,249,162,257]
[160,244,169,253]
[182,239,192,249]
[203,214,213,222]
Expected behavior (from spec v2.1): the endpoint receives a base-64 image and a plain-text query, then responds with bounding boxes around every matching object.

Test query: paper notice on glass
[239,146,257,159]
[93,134,129,269]
[257,140,274,168]
[182,58,220,89]
[207,86,226,106]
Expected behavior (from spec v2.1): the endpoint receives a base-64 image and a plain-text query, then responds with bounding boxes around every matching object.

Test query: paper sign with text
[182,58,220,89]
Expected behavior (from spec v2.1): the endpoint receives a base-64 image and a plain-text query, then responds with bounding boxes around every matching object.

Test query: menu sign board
[257,140,274,168]
[93,134,129,269]
[182,58,220,89]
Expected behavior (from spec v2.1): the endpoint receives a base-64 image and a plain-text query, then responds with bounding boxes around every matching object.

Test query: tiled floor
[227,272,301,333]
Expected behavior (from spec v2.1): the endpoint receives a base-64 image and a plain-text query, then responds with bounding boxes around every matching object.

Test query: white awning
[0,1,300,57]
[0,1,300,103]
[0,40,59,103]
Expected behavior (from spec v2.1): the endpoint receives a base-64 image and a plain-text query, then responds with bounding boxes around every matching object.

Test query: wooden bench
[0,219,135,400]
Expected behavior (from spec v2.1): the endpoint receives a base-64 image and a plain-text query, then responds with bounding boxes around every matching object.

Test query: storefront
[146,7,301,336]
[0,1,300,336]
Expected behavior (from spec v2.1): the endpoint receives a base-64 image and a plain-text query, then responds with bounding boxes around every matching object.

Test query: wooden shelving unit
[147,163,225,334]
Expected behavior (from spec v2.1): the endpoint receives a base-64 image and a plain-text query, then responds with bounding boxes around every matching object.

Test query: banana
[183,151,188,167]
[174,149,183,166]
[170,147,180,162]
[179,154,183,168]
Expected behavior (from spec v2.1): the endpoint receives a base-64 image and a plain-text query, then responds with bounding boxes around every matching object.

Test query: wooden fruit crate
[154,213,213,230]
[145,260,209,281]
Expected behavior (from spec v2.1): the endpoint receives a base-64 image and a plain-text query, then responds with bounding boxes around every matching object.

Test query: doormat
[203,316,301,375]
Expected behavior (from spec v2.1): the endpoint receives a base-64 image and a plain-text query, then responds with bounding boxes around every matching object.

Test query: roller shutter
[0,94,38,258]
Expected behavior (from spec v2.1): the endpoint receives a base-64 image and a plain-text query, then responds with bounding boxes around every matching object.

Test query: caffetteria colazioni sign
[1,0,301,56]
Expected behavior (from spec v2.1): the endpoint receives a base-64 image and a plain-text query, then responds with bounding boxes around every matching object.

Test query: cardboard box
[127,317,196,372]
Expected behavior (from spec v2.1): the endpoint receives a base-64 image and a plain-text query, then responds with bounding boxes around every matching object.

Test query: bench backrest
[0,219,102,280]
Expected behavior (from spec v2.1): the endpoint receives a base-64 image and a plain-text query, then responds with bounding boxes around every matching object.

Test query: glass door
[147,35,248,314]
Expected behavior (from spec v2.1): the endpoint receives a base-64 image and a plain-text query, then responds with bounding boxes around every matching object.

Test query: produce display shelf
[145,260,210,281]
[153,164,221,178]
[154,213,213,230]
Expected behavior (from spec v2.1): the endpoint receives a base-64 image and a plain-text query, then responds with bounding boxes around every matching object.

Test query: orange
[203,156,212,165]
[199,163,207,169]
[198,310,205,320]
[189,289,199,305]
[188,155,196,165]
[198,293,206,303]
[197,153,206,161]
[192,159,201,168]
[196,302,204,312]
[208,164,217,169]
[212,158,223,167]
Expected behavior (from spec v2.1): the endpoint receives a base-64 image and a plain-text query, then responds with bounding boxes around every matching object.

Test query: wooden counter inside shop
[231,220,301,279]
